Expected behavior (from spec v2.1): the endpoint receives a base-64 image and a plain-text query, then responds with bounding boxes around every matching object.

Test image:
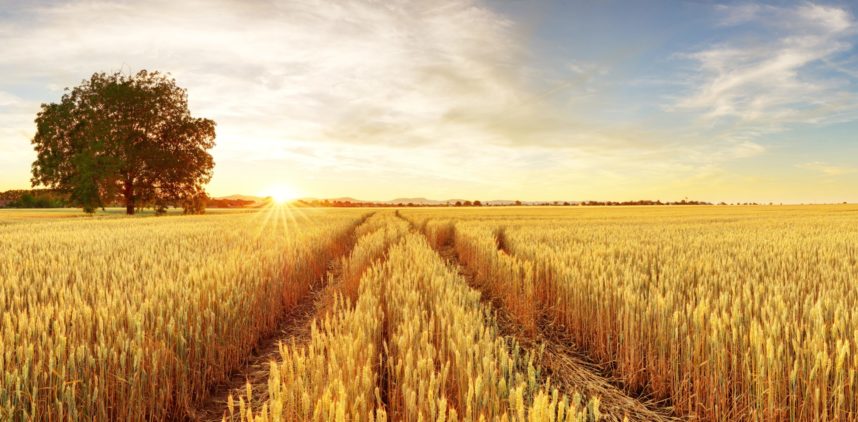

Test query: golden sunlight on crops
[0,208,364,419]
[237,213,597,421]
[2,205,857,421]
[401,205,858,421]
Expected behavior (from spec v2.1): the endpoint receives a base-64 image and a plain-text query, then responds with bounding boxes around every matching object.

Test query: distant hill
[385,197,449,205]
[329,197,363,203]
[485,200,516,206]
[220,194,266,203]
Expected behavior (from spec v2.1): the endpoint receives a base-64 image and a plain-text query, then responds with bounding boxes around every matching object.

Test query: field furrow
[399,206,858,421]
[7,205,857,421]
[237,212,598,421]
[191,212,378,420]
[403,214,676,422]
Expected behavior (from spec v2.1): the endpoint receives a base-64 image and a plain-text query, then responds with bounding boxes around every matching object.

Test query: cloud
[678,3,858,129]
[0,91,23,107]
[0,0,555,152]
[714,4,763,26]
[798,161,857,176]
[0,0,854,201]
[729,141,766,159]
[0,0,706,195]
[0,0,565,190]
[0,1,637,162]
[0,90,37,166]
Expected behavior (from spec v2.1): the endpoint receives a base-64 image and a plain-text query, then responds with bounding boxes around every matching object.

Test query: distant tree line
[293,199,490,208]
[2,191,804,210]
[289,199,722,208]
[293,200,430,208]
[206,197,256,208]
[580,199,712,206]
[0,189,69,208]
[0,189,262,210]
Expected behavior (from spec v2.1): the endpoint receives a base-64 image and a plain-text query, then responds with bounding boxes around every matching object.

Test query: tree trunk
[124,178,135,215]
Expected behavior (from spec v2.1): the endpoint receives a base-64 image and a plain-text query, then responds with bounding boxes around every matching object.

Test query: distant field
[2,205,856,421]
[0,208,257,225]
[0,207,255,222]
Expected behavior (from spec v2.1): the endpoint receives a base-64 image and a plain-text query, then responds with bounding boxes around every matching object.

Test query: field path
[189,279,328,421]
[401,215,680,422]
[189,214,372,421]
[193,212,680,420]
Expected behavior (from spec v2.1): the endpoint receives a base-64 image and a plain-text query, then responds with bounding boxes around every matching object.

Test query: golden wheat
[0,208,366,420]
[241,213,596,421]
[14,204,845,420]
[402,205,858,420]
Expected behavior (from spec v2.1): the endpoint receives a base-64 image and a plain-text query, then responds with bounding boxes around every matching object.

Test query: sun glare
[262,185,299,204]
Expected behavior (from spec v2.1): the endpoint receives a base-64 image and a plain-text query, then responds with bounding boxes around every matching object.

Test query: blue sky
[0,0,856,202]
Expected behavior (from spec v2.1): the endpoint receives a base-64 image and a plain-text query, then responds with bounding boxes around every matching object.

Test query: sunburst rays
[249,199,311,241]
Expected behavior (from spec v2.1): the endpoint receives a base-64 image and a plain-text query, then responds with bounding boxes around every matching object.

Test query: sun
[261,185,300,204]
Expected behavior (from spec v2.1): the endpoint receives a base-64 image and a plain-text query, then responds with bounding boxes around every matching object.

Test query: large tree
[31,70,216,214]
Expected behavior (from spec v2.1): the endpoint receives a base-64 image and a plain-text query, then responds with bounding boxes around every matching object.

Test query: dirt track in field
[188,214,376,421]
[187,260,341,422]
[409,216,681,422]
[190,212,681,421]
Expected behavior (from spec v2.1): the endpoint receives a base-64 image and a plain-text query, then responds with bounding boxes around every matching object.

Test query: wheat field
[0,209,359,419]
[402,205,858,421]
[2,205,856,421]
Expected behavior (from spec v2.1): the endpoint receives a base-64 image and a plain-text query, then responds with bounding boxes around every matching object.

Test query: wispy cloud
[678,3,858,129]
[0,0,564,153]
[798,161,857,176]
[0,0,552,188]
[0,91,22,107]
[0,0,700,194]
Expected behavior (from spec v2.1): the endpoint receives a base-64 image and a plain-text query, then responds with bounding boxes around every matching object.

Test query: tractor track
[399,214,681,422]
[192,212,681,421]
[188,213,374,421]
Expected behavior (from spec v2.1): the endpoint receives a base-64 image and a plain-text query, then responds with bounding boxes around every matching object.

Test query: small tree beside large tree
[31,70,216,214]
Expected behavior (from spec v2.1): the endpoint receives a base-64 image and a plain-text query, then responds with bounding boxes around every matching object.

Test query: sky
[0,0,856,203]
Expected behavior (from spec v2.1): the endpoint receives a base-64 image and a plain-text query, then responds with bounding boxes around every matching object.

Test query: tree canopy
[31,70,216,214]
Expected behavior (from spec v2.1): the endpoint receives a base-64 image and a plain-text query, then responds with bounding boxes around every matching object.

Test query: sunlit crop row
[403,206,858,420]
[380,233,595,420]
[14,204,845,420]
[240,213,597,421]
[0,208,365,420]
[229,213,407,420]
